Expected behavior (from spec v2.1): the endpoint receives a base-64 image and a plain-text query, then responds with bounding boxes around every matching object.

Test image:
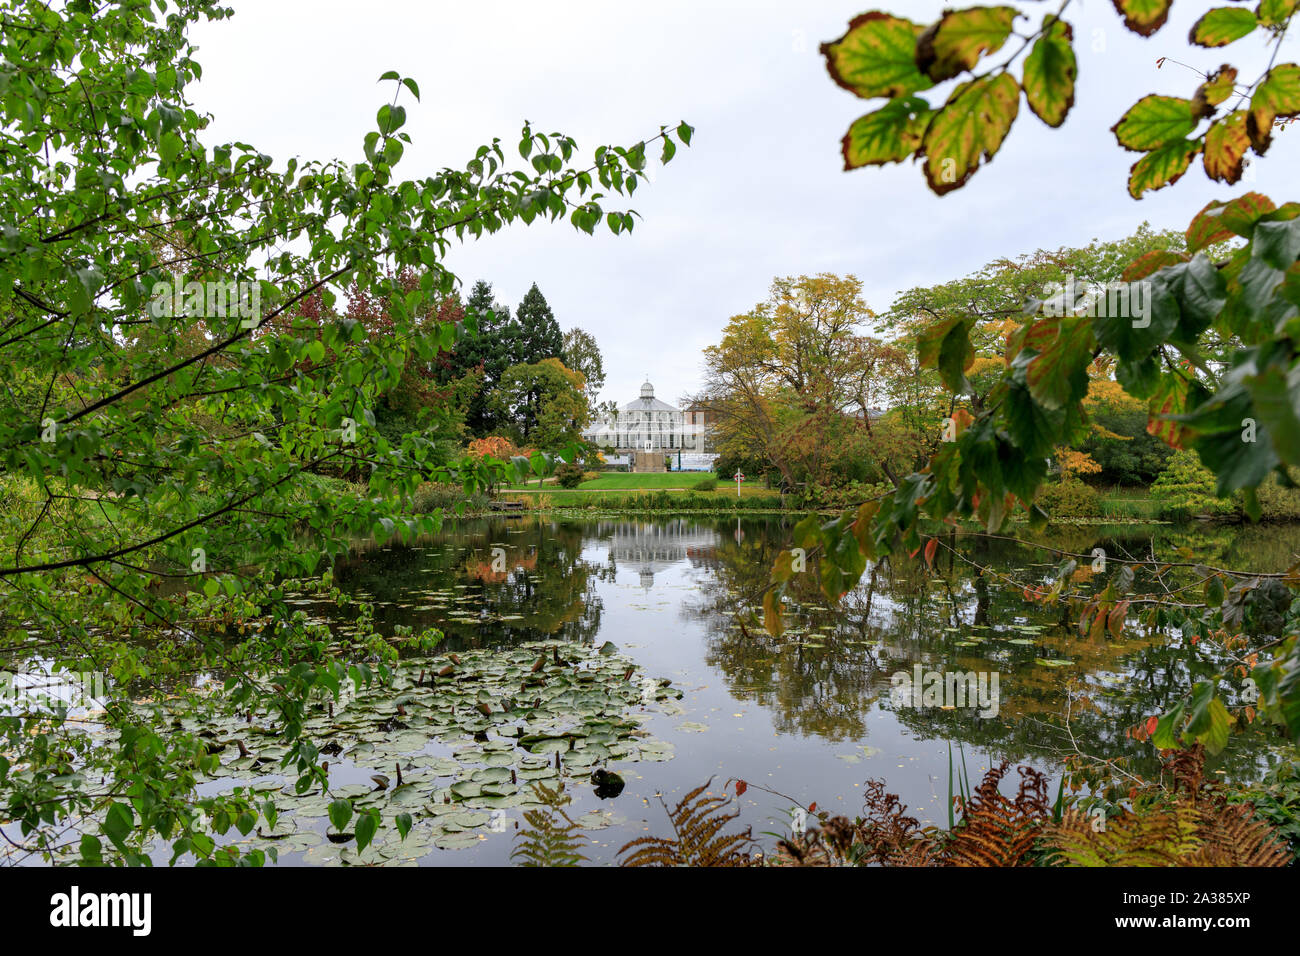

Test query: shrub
[410,482,489,514]
[1254,472,1300,521]
[692,477,718,492]
[1150,450,1235,520]
[1036,477,1100,518]
[555,463,586,489]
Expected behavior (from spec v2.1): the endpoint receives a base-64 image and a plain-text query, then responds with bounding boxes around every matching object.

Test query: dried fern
[619,779,755,867]
[943,762,1052,867]
[1051,800,1291,867]
[511,782,588,867]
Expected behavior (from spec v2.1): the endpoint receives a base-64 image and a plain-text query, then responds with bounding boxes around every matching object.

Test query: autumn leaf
[1110,0,1173,37]
[1122,249,1188,281]
[1248,63,1300,153]
[1112,95,1196,151]
[1185,192,1276,251]
[1126,139,1200,198]
[1189,7,1258,48]
[822,13,932,99]
[1191,65,1238,119]
[920,72,1020,195]
[915,6,1019,83]
[1022,18,1076,128]
[841,96,932,169]
[1203,111,1250,183]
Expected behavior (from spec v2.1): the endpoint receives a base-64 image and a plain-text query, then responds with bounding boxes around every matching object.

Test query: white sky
[190,1,1300,408]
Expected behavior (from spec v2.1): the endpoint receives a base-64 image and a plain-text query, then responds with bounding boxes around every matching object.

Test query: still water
[297,513,1296,865]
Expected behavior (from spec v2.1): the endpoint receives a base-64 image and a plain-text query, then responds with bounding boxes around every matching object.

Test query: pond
[279,513,1295,866]
[14,514,1292,866]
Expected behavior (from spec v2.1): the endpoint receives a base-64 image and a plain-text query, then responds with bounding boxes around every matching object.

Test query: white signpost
[734,470,745,497]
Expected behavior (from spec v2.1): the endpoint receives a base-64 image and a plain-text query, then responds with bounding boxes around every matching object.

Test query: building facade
[583,380,714,470]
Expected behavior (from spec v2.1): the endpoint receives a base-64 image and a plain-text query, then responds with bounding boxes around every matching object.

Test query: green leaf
[395,812,413,840]
[1259,0,1300,26]
[328,798,353,832]
[1246,362,1300,467]
[1111,0,1173,37]
[1189,7,1257,47]
[1022,19,1076,128]
[840,96,932,169]
[1125,139,1199,199]
[920,72,1020,195]
[80,834,104,865]
[1205,574,1226,607]
[103,802,134,850]
[915,6,1019,82]
[1112,95,1196,151]
[355,811,377,852]
[917,314,975,393]
[821,13,932,99]
[159,131,183,165]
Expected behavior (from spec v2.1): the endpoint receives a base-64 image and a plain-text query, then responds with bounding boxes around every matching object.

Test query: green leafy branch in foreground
[0,0,692,864]
[822,1,1299,196]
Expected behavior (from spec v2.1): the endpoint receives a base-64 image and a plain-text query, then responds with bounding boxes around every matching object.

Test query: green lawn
[578,472,714,490]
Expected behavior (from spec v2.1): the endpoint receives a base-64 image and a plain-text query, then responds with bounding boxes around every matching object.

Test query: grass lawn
[578,472,714,490]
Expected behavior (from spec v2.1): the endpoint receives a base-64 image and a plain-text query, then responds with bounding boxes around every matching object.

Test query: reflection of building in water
[598,519,718,590]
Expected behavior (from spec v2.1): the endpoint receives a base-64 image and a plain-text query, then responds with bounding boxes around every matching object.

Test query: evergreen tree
[453,279,520,435]
[514,283,563,366]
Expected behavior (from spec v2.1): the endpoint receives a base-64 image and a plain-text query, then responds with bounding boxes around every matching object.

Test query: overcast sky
[190,1,1299,408]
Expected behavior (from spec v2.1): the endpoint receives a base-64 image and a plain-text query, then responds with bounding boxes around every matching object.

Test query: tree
[562,327,606,412]
[0,0,692,865]
[450,280,521,435]
[514,283,563,366]
[494,358,591,449]
[692,274,908,492]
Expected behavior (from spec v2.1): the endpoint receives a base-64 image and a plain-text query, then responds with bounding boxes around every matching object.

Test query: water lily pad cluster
[157,641,682,865]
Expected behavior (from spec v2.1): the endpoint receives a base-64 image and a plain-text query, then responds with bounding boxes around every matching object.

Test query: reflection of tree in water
[685,519,1285,779]
[335,516,604,650]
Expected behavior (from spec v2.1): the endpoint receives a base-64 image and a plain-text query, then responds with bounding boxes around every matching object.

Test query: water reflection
[337,515,1298,796]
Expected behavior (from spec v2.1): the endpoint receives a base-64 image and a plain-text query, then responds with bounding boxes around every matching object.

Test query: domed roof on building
[623,379,677,412]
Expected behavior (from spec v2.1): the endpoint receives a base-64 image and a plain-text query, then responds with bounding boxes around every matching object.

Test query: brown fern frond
[619,779,755,867]
[1162,744,1207,799]
[1049,799,1291,867]
[1182,802,1292,867]
[944,762,1051,867]
[856,779,940,865]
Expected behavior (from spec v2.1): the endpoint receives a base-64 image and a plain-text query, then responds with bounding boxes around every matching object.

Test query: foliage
[1150,449,1236,520]
[1227,758,1300,859]
[770,750,1292,867]
[513,283,564,367]
[0,0,692,863]
[1036,477,1100,519]
[561,327,606,415]
[511,782,588,867]
[555,462,586,488]
[822,3,1300,197]
[494,358,591,448]
[619,780,756,866]
[692,274,909,492]
[787,9,1300,754]
[692,476,719,491]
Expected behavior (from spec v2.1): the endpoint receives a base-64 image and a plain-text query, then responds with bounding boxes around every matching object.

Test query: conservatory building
[582,380,713,471]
